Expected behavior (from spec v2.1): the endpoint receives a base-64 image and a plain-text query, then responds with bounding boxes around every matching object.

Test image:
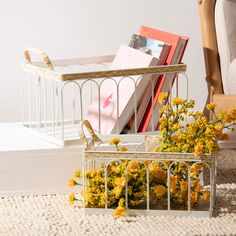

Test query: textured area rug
[0,150,236,236]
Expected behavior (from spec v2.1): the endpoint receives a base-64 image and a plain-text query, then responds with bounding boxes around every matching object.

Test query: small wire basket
[80,120,217,218]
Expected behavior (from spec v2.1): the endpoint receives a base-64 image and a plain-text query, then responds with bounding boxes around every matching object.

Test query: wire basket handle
[24,47,54,70]
[79,120,103,150]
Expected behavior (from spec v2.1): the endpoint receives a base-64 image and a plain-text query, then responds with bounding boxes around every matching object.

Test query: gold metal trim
[22,63,186,81]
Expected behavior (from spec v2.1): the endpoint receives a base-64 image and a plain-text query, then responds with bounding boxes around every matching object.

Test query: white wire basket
[79,120,217,218]
[21,48,188,146]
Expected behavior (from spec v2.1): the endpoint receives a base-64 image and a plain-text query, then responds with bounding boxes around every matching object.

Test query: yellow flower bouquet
[68,95,236,218]
[156,92,236,155]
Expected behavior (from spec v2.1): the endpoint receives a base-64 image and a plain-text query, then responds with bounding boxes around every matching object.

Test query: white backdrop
[0,0,206,122]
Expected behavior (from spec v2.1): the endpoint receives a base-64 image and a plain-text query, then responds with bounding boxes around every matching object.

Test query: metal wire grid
[82,149,216,217]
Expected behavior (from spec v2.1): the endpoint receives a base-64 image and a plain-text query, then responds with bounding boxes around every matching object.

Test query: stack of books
[86,25,189,134]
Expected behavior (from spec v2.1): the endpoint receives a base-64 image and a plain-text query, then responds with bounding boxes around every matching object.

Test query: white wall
[0,0,206,122]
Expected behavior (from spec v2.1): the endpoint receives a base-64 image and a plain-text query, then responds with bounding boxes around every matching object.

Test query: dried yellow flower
[180,180,188,192]
[114,206,126,218]
[158,92,168,104]
[191,191,199,204]
[68,178,77,187]
[222,115,233,124]
[172,135,179,142]
[153,185,167,198]
[194,143,204,156]
[114,177,126,187]
[206,103,217,111]
[74,170,83,179]
[169,176,178,193]
[117,146,128,152]
[128,161,140,172]
[202,190,210,201]
[109,137,120,146]
[220,133,229,141]
[172,97,184,106]
[113,186,122,198]
[68,193,76,205]
[214,124,222,134]
[173,123,181,130]
[229,108,236,119]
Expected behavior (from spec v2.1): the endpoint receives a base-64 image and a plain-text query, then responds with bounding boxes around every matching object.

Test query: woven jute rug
[0,150,236,236]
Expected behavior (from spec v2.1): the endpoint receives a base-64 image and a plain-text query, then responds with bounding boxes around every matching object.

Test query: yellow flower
[159,105,168,114]
[130,200,140,206]
[195,184,203,192]
[87,170,96,178]
[114,177,126,187]
[214,124,222,134]
[169,176,178,193]
[149,162,159,172]
[74,170,83,179]
[222,115,233,124]
[114,206,126,218]
[172,135,179,142]
[229,108,236,119]
[172,97,184,106]
[128,161,140,172]
[113,186,122,198]
[118,197,125,206]
[145,160,152,166]
[191,191,199,204]
[191,179,200,186]
[111,165,121,174]
[68,193,76,205]
[173,123,181,130]
[206,103,217,111]
[189,99,195,108]
[153,185,167,198]
[220,133,229,141]
[202,190,210,201]
[191,165,202,177]
[180,180,188,192]
[205,127,212,135]
[128,186,133,195]
[157,170,167,181]
[109,137,120,146]
[158,92,168,104]
[117,146,128,152]
[68,178,77,187]
[194,143,204,156]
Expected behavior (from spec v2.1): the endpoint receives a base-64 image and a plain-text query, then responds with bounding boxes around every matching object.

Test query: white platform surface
[0,123,60,152]
[0,123,84,197]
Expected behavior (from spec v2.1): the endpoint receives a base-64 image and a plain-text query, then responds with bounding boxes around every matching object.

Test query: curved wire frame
[168,161,190,210]
[104,159,123,209]
[148,160,168,209]
[126,160,148,209]
[23,63,189,146]
[80,79,100,124]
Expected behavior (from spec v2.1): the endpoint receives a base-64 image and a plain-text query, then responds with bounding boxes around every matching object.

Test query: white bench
[0,123,83,196]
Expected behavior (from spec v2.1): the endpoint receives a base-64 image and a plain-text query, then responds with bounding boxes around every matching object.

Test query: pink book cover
[85,44,159,134]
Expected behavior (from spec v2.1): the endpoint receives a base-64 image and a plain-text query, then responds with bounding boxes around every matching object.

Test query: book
[123,34,171,133]
[85,44,159,134]
[138,25,189,132]
[129,34,171,58]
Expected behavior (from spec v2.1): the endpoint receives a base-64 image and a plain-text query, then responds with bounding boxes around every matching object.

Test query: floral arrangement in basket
[68,93,236,218]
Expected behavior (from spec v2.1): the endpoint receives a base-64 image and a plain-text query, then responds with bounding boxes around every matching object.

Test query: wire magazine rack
[21,48,188,146]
